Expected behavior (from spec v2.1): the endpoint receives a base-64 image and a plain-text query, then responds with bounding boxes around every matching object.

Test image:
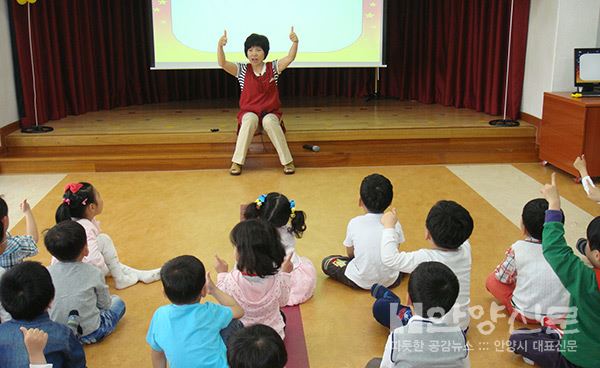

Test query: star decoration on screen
[366,12,374,19]
[158,0,167,4]
[370,1,376,7]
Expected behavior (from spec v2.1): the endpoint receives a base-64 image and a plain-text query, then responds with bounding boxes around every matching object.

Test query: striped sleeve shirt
[236,60,279,91]
[494,247,516,284]
[0,232,38,268]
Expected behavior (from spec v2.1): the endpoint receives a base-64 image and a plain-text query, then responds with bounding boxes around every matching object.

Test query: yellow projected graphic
[151,0,384,68]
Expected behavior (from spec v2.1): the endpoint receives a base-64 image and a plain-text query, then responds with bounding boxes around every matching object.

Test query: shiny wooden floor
[10,162,597,367]
[0,98,537,173]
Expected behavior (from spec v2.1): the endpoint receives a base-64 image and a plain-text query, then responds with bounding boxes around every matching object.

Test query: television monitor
[574,48,600,92]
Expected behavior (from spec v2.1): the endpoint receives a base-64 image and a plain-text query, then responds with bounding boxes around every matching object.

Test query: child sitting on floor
[227,324,287,368]
[371,201,473,331]
[46,221,125,345]
[366,262,469,368]
[486,198,570,324]
[0,261,86,368]
[216,219,292,339]
[147,255,244,368]
[244,192,316,305]
[510,173,600,368]
[322,174,405,290]
[0,197,39,269]
[53,182,160,289]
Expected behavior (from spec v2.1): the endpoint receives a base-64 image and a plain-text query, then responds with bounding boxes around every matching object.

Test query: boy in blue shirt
[0,261,85,368]
[147,255,244,368]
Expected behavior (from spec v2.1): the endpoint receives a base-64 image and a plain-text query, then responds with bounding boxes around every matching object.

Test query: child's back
[148,302,232,367]
[48,261,111,336]
[322,174,404,289]
[0,197,39,269]
[0,261,86,368]
[216,219,291,338]
[345,213,405,288]
[540,216,600,366]
[45,221,125,344]
[487,198,570,323]
[217,269,290,337]
[375,262,468,368]
[147,255,243,368]
[510,176,600,368]
[380,201,474,330]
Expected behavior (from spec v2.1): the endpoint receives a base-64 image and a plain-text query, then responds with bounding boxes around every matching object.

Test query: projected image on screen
[150,0,385,69]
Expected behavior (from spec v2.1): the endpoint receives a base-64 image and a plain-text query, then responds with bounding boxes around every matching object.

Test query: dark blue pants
[371,285,412,329]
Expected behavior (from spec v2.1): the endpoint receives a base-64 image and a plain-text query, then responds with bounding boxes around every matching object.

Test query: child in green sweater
[510,173,600,367]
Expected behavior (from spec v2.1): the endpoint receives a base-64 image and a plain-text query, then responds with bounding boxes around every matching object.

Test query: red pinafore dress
[236,61,285,134]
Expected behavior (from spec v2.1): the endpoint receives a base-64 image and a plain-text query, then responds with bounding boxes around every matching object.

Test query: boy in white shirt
[371,201,473,331]
[322,174,405,289]
[486,198,570,324]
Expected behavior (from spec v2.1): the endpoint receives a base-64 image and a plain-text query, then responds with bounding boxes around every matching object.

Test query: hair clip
[255,194,267,208]
[289,199,296,218]
[81,198,88,206]
[64,183,83,194]
[62,198,71,205]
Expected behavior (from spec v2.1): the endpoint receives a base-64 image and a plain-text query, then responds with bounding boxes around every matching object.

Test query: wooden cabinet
[540,92,600,177]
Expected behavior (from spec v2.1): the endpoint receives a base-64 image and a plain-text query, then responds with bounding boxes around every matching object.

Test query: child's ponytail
[243,194,265,220]
[246,192,308,238]
[55,182,96,223]
[290,209,307,238]
[0,196,7,243]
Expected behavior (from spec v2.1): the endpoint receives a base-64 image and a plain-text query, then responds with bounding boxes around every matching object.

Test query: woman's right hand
[218,30,228,47]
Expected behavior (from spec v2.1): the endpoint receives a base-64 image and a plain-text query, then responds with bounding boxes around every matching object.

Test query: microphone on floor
[302,144,320,152]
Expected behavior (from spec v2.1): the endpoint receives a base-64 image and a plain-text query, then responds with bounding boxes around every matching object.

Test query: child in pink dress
[215,219,292,339]
[53,182,161,289]
[244,193,316,306]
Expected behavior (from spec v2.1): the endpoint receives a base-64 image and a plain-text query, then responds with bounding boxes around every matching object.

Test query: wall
[0,0,19,129]
[521,0,600,118]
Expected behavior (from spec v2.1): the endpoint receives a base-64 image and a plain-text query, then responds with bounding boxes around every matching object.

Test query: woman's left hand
[289,26,298,43]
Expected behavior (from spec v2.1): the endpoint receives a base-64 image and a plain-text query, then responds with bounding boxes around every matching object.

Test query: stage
[0,98,537,173]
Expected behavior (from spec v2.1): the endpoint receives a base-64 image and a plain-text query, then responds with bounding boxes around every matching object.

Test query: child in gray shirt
[46,221,125,344]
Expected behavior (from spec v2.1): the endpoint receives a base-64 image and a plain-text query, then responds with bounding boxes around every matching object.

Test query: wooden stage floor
[0,98,538,173]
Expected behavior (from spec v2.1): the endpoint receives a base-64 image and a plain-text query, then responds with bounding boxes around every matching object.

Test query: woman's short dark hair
[230,219,285,277]
[244,33,270,59]
[227,324,287,368]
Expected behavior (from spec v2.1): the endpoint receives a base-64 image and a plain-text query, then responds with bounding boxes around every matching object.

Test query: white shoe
[522,357,535,365]
[113,272,138,290]
[123,265,161,284]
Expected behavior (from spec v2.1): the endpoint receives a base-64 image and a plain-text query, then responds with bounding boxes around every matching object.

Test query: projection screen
[149,0,386,69]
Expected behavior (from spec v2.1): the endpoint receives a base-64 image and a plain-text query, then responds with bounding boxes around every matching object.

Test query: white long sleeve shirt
[380,228,471,331]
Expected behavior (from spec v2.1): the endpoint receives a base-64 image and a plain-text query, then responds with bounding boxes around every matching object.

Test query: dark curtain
[9,0,529,128]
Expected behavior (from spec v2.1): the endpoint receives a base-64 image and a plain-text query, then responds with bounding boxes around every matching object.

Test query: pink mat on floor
[282,305,310,368]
